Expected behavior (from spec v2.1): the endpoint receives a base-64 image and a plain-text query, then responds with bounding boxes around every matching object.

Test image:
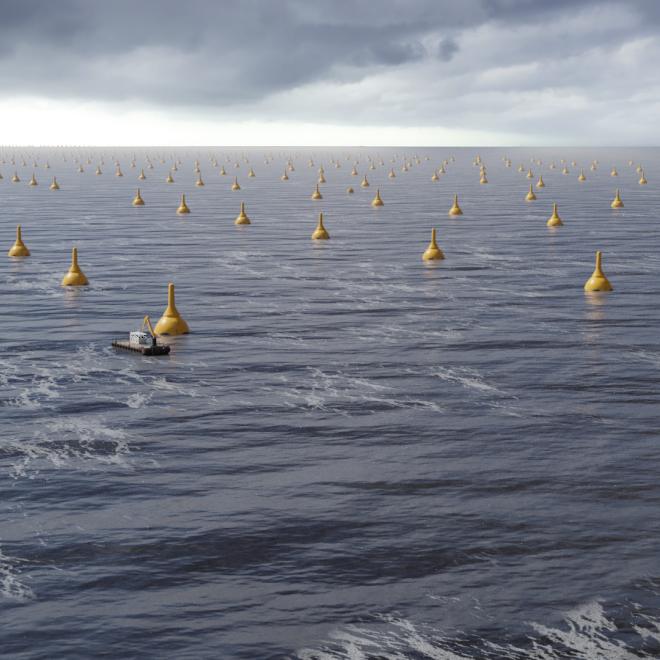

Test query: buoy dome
[312,212,330,240]
[422,228,444,261]
[584,251,613,292]
[132,188,145,206]
[546,203,563,227]
[448,194,462,215]
[8,225,30,257]
[235,202,251,225]
[154,283,190,335]
[177,194,191,214]
[61,247,89,286]
[611,189,624,208]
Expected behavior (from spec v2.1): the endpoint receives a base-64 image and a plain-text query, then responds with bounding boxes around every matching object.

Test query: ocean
[2,146,660,659]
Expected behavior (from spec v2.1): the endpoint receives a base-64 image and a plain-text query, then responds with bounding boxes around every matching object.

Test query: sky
[1,0,658,146]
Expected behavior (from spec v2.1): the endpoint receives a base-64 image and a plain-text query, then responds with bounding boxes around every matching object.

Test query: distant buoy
[248,167,256,177]
[132,188,145,206]
[347,186,354,194]
[525,184,537,201]
[28,173,38,186]
[235,202,251,225]
[95,166,102,175]
[220,166,227,175]
[526,169,534,179]
[8,225,30,257]
[584,251,613,292]
[231,177,241,191]
[61,247,89,286]
[611,189,624,208]
[115,166,123,177]
[546,203,563,227]
[431,171,439,181]
[311,184,323,200]
[138,169,146,180]
[154,283,190,335]
[388,168,396,178]
[448,194,463,215]
[611,167,618,177]
[166,172,174,183]
[578,169,586,182]
[196,175,205,187]
[177,194,190,214]
[312,212,330,240]
[639,170,648,185]
[536,175,545,188]
[281,170,289,181]
[361,175,370,188]
[318,172,327,184]
[371,189,384,207]
[422,228,444,261]
[480,172,488,184]
[351,167,358,176]
[50,177,60,190]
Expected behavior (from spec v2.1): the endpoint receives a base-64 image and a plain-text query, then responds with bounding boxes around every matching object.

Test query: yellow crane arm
[142,315,157,337]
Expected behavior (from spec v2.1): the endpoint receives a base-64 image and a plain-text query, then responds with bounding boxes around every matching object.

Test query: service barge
[112,316,171,356]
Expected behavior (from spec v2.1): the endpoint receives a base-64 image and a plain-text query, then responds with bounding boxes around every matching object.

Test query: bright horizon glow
[0,96,534,147]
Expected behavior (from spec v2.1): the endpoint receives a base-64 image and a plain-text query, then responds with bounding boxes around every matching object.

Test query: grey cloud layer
[1,0,659,142]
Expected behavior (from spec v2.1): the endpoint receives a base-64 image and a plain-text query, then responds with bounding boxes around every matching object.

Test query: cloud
[0,0,658,144]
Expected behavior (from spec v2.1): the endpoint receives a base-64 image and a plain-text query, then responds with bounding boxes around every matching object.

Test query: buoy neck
[595,251,603,274]
[71,248,80,271]
[16,225,22,240]
[318,213,324,228]
[430,228,438,246]
[166,283,179,316]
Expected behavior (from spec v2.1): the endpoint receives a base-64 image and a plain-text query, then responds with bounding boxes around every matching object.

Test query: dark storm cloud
[0,0,602,103]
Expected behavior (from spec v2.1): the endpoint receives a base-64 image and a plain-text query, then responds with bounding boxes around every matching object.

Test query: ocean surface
[2,146,660,659]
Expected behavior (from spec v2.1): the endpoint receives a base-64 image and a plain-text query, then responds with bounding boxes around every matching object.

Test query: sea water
[1,147,660,658]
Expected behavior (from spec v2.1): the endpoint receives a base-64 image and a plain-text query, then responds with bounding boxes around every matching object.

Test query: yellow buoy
[115,166,123,177]
[8,225,30,257]
[546,203,563,227]
[248,167,256,177]
[525,184,537,201]
[231,177,241,191]
[28,173,38,186]
[578,169,586,182]
[132,188,145,206]
[422,228,444,261]
[526,169,534,179]
[611,167,618,177]
[611,189,624,208]
[371,188,384,207]
[138,169,146,180]
[318,172,326,184]
[61,247,89,286]
[480,172,488,184]
[536,175,545,188]
[584,251,613,292]
[50,177,60,190]
[281,170,289,181]
[166,172,174,183]
[154,283,190,335]
[347,186,354,194]
[351,167,358,176]
[312,212,330,240]
[389,168,396,178]
[311,184,323,200]
[95,166,102,175]
[196,175,205,187]
[448,194,463,215]
[177,194,190,214]
[361,175,370,188]
[562,166,569,175]
[235,202,251,225]
[639,170,648,185]
[220,165,227,175]
[431,171,439,182]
